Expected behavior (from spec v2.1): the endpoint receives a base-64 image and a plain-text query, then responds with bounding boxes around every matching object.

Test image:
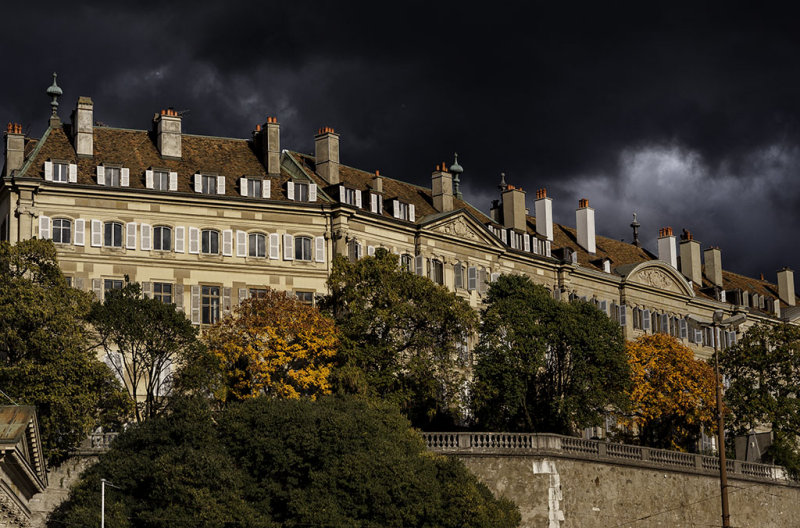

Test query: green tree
[0,239,129,464]
[720,323,800,476]
[203,289,338,403]
[471,274,630,435]
[321,249,478,428]
[50,395,520,528]
[90,280,205,422]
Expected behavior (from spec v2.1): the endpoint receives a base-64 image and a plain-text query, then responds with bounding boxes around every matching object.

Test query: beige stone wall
[460,455,800,528]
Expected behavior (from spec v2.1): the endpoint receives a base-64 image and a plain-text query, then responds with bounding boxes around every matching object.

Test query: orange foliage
[204,289,338,402]
[624,334,717,450]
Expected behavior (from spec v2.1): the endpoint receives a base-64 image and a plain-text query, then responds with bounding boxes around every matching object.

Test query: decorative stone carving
[434,218,483,242]
[634,268,681,293]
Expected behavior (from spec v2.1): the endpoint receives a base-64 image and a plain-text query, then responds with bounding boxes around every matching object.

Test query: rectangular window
[454,263,464,289]
[104,167,121,187]
[153,171,170,191]
[342,187,357,205]
[295,291,314,305]
[201,230,220,255]
[104,222,123,247]
[52,218,72,244]
[431,260,444,285]
[247,179,262,198]
[295,183,309,201]
[202,175,217,194]
[104,279,124,292]
[295,236,312,261]
[202,286,220,324]
[467,266,477,291]
[396,201,409,220]
[249,233,266,257]
[400,254,413,272]
[53,163,69,183]
[154,226,172,251]
[153,282,173,304]
[249,288,268,299]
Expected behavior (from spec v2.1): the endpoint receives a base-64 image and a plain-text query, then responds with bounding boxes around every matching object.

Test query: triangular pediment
[419,210,506,248]
[618,261,695,297]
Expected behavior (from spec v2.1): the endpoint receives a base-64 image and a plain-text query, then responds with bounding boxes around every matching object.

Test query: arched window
[249,233,266,257]
[201,229,219,255]
[103,221,123,247]
[153,226,172,251]
[52,218,72,244]
[295,236,312,261]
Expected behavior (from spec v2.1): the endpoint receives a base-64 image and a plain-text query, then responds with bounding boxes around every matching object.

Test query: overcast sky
[3,1,799,279]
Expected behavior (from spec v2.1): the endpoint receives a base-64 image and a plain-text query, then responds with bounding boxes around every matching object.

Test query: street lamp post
[101,478,120,528]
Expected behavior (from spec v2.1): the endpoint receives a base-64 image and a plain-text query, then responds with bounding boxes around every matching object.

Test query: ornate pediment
[424,213,502,247]
[619,261,694,297]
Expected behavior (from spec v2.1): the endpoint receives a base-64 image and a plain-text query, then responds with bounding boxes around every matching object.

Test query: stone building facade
[2,79,798,377]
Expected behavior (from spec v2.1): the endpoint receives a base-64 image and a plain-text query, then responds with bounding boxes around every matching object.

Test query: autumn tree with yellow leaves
[623,333,717,451]
[204,289,338,403]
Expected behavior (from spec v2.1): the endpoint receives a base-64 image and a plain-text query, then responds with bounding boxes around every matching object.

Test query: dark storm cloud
[4,1,800,277]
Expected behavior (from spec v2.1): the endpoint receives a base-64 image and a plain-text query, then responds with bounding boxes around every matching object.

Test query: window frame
[53,162,69,183]
[103,221,124,248]
[201,285,221,325]
[295,236,312,261]
[400,254,414,273]
[294,182,309,202]
[52,218,72,244]
[247,179,263,198]
[431,259,444,285]
[248,232,267,258]
[201,229,220,255]
[152,170,170,191]
[201,175,217,195]
[295,291,314,305]
[153,225,172,251]
[104,278,124,292]
[153,282,173,304]
[104,166,122,187]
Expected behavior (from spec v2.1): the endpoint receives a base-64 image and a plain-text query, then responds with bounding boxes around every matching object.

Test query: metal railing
[422,432,790,484]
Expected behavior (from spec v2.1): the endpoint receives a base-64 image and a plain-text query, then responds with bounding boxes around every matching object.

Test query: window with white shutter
[44,161,53,181]
[642,309,651,332]
[146,170,154,189]
[120,168,130,187]
[524,234,531,252]
[286,181,295,200]
[188,227,200,254]
[69,163,77,183]
[239,177,248,197]
[141,224,152,250]
[283,234,294,260]
[501,229,508,244]
[308,183,317,202]
[193,174,202,193]
[263,179,271,199]
[392,199,401,219]
[415,255,424,276]
[269,233,280,259]
[174,226,185,253]
[467,266,477,291]
[408,204,415,222]
[217,176,226,195]
[74,219,85,246]
[315,236,325,262]
[169,172,178,191]
[38,216,51,239]
[191,286,201,324]
[96,165,105,185]
[679,318,688,339]
[126,223,137,250]
[91,219,102,247]
[222,230,233,256]
[236,231,247,257]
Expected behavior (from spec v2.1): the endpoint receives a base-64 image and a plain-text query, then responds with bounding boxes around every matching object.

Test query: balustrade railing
[422,432,791,484]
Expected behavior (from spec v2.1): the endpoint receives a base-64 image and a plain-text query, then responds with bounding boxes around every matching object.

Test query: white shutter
[367,245,375,256]
[408,204,415,222]
[142,282,152,298]
[239,177,248,197]
[679,318,688,339]
[642,309,651,332]
[91,219,102,247]
[92,278,103,301]
[339,186,346,203]
[96,165,105,185]
[174,226,185,253]
[393,199,401,219]
[269,233,280,259]
[355,190,362,208]
[524,234,531,252]
[286,181,295,200]
[141,223,152,251]
[217,176,226,195]
[501,229,508,244]
[223,287,232,314]
[468,266,477,291]
[308,183,317,202]
[283,234,294,260]
[68,163,77,183]
[168,172,178,191]
[357,243,363,259]
[371,193,378,213]
[145,169,154,189]
[39,215,51,239]
[74,219,85,246]
[238,288,249,304]
[188,227,200,254]
[126,222,137,249]
[194,174,202,193]
[262,179,271,199]
[222,229,233,256]
[415,255,424,276]
[315,236,325,262]
[236,230,247,257]
[120,168,130,187]
[191,286,201,324]
[44,161,53,181]
[174,284,184,312]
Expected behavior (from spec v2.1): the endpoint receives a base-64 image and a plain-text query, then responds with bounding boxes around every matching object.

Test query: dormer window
[97,165,129,187]
[240,177,270,199]
[391,199,415,222]
[286,181,317,202]
[44,160,77,183]
[194,174,226,195]
[370,193,383,214]
[339,186,362,207]
[53,162,69,182]
[145,169,178,191]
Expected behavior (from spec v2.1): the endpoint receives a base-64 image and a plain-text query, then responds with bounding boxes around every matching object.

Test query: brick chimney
[315,126,339,185]
[657,227,677,268]
[431,163,453,212]
[576,198,596,254]
[704,247,723,288]
[501,183,527,231]
[777,267,796,306]
[534,188,553,242]
[679,230,702,285]
[154,108,182,159]
[4,123,24,178]
[253,117,280,175]
[71,96,93,157]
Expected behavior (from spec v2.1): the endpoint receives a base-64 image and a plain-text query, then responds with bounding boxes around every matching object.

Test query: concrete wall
[460,455,800,528]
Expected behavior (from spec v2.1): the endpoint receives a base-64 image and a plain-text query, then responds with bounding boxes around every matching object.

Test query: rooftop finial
[46,72,63,124]
[630,212,641,247]
[450,153,463,199]
[498,172,507,192]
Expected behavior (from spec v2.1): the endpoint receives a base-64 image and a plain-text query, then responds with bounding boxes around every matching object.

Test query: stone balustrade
[422,431,791,485]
